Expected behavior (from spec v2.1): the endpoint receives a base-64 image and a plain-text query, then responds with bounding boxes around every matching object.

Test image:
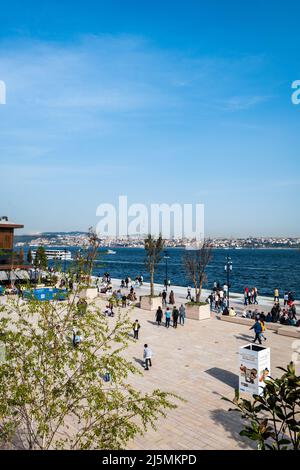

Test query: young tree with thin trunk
[27,248,33,265]
[33,246,48,284]
[183,240,213,303]
[70,228,102,287]
[19,248,24,264]
[144,234,165,297]
[85,227,101,286]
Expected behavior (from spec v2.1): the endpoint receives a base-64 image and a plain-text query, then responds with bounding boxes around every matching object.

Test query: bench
[277,327,300,339]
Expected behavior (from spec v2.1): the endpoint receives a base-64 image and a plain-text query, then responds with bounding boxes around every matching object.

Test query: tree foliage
[68,228,101,287]
[33,246,48,271]
[27,248,33,265]
[144,234,165,297]
[223,362,300,450]
[0,287,179,449]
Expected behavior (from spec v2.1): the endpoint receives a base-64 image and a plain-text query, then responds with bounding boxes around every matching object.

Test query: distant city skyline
[0,1,300,237]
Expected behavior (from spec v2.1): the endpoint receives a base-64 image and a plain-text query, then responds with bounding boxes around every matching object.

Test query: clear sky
[0,0,299,237]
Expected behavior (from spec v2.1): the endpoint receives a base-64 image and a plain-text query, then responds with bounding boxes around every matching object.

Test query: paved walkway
[109,278,299,316]
[94,295,299,450]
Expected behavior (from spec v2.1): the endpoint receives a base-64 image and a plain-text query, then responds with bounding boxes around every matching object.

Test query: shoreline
[108,277,300,308]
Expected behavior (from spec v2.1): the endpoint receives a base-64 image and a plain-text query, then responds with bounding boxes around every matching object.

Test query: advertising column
[239,344,271,396]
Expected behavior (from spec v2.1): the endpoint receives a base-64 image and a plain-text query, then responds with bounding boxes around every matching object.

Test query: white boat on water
[31,249,72,260]
[106,249,116,255]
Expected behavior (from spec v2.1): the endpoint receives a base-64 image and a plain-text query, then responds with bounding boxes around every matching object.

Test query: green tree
[223,362,300,450]
[68,228,102,287]
[144,234,165,297]
[34,246,48,271]
[0,292,180,449]
[183,240,213,302]
[33,246,48,284]
[27,248,33,265]
[19,248,24,264]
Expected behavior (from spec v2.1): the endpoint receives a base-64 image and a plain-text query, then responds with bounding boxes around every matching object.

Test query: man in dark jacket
[250,319,262,344]
[172,306,179,328]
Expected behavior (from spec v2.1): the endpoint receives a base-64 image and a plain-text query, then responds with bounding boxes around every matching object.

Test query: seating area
[219,314,299,338]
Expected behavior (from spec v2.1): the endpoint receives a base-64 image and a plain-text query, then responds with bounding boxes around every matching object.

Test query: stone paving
[1,285,298,450]
[94,295,298,450]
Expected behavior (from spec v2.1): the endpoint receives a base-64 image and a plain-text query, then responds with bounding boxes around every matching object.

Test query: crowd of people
[205,282,230,313]
[155,304,186,328]
[120,275,143,289]
[243,287,259,305]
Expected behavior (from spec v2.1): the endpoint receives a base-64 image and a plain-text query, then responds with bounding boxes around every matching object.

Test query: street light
[64,248,67,274]
[163,250,170,291]
[224,255,233,307]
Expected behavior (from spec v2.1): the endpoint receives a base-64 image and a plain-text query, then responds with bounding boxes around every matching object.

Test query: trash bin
[239,344,270,396]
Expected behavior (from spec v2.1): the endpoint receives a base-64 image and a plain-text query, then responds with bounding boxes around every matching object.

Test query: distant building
[0,216,29,281]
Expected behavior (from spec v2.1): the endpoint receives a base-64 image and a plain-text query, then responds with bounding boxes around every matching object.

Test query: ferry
[106,249,116,255]
[31,249,72,260]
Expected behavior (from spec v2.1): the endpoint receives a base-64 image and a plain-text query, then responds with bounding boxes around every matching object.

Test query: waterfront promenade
[92,295,298,450]
[109,278,300,315]
[95,280,299,449]
[1,281,298,450]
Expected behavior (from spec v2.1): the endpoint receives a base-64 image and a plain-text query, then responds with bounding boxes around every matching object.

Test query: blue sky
[0,0,299,236]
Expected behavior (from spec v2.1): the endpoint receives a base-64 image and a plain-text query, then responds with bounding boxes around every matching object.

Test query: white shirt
[144,347,152,359]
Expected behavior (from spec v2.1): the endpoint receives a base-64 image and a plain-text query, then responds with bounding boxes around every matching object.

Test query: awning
[0,270,30,281]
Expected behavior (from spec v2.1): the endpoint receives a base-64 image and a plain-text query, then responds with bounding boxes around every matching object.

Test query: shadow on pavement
[205,367,239,388]
[234,334,254,341]
[133,357,145,368]
[210,408,256,450]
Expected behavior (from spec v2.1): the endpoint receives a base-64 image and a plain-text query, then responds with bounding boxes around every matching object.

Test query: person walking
[250,319,262,344]
[77,298,87,316]
[122,294,127,308]
[186,286,192,300]
[260,319,267,341]
[274,288,279,303]
[132,319,141,340]
[208,293,214,311]
[143,344,153,370]
[172,306,179,328]
[214,292,219,312]
[253,287,258,305]
[179,304,186,325]
[72,329,82,348]
[169,290,175,305]
[165,307,171,328]
[244,288,248,306]
[155,306,163,326]
[247,289,252,305]
[162,289,167,307]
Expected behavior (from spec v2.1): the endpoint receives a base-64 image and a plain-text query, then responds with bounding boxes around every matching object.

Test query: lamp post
[224,255,233,308]
[163,250,170,291]
[64,248,67,274]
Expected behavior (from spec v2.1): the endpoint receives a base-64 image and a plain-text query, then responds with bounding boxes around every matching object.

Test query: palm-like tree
[144,234,165,297]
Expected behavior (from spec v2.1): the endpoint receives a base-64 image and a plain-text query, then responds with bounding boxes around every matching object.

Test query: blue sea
[32,247,300,298]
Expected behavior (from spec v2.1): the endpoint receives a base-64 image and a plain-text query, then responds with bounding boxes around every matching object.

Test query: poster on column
[239,345,270,396]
